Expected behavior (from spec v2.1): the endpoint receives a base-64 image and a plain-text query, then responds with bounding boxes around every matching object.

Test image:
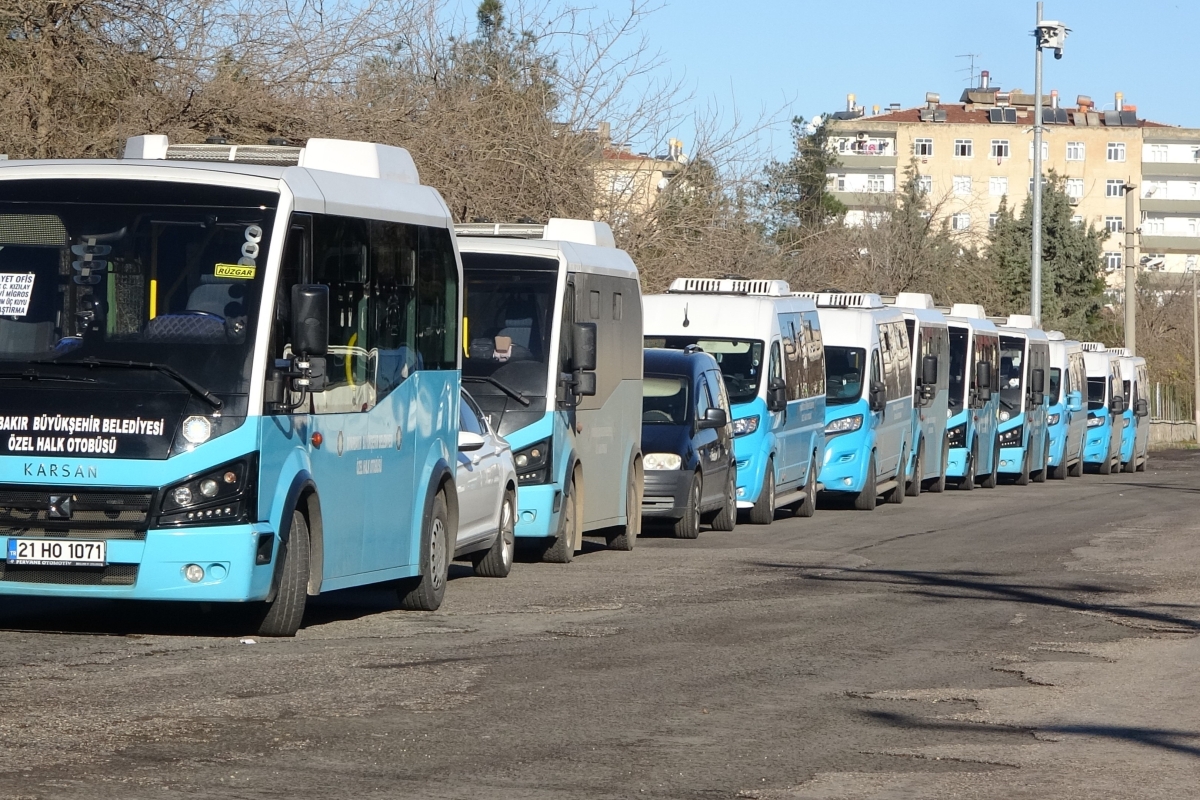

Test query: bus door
[776,311,805,490]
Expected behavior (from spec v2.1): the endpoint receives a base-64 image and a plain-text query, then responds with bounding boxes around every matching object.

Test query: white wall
[1142,142,1200,164]
[1141,179,1200,200]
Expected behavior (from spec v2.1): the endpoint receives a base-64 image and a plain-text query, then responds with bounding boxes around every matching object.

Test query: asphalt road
[1,452,1199,799]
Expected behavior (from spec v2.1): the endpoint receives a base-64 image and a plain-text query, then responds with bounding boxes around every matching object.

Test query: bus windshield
[1087,377,1107,410]
[999,336,1025,414]
[643,337,764,405]
[948,328,968,412]
[0,179,275,398]
[825,346,866,405]
[461,253,559,400]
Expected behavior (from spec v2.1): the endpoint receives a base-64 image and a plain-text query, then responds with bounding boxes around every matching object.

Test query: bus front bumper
[946,446,969,478]
[514,482,558,539]
[1084,429,1112,464]
[998,446,1027,474]
[818,433,870,494]
[0,523,276,601]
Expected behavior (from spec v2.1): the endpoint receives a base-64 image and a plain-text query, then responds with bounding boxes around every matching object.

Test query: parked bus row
[0,136,1151,638]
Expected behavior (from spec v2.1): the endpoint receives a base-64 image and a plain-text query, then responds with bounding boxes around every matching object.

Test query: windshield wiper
[0,368,97,384]
[999,396,1016,410]
[34,357,222,410]
[462,375,531,407]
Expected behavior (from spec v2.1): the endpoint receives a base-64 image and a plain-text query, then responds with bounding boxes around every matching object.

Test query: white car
[455,390,518,577]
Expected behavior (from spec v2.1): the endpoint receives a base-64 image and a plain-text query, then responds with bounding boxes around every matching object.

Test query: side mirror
[573,322,597,372]
[974,361,992,402]
[869,380,887,413]
[1068,390,1084,413]
[766,377,787,412]
[921,354,938,387]
[1030,367,1046,395]
[291,284,329,357]
[1110,395,1125,415]
[1031,391,1044,407]
[1135,398,1149,417]
[458,431,485,452]
[574,370,597,397]
[698,407,728,429]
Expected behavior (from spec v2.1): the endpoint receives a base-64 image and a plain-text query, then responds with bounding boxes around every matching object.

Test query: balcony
[1141,199,1200,214]
[1141,162,1200,178]
[1138,235,1200,253]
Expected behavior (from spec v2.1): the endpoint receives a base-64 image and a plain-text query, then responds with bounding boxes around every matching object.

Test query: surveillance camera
[1054,48,1063,60]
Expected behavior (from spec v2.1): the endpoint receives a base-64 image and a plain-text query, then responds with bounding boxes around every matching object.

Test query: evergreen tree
[759,116,846,244]
[986,172,1106,338]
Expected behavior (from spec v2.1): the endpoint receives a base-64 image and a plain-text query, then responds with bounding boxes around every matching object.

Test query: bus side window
[769,340,783,393]
[417,225,459,371]
[804,315,825,399]
[779,312,802,401]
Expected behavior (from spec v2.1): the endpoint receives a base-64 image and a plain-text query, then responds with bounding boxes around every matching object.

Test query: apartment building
[826,75,1199,283]
[591,122,688,219]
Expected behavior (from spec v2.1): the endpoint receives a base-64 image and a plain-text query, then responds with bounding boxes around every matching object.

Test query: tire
[795,456,817,519]
[958,441,976,491]
[606,459,641,551]
[398,491,451,611]
[905,440,923,497]
[980,437,1000,489]
[541,469,578,563]
[256,509,311,637]
[1032,438,1049,483]
[853,453,878,511]
[1014,446,1031,486]
[1136,455,1147,472]
[928,438,949,494]
[885,444,907,504]
[710,465,738,530]
[1121,454,1136,473]
[473,490,515,578]
[673,473,702,539]
[1068,457,1084,478]
[1048,462,1066,480]
[748,458,776,525]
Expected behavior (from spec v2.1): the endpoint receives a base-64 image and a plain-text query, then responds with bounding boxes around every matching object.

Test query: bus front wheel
[749,458,776,524]
[607,458,642,550]
[256,509,311,637]
[542,469,579,563]
[853,454,877,511]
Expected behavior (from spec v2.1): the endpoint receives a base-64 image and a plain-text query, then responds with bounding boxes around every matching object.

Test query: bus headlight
[946,423,966,449]
[732,416,760,437]
[998,425,1023,447]
[158,457,255,527]
[1087,415,1104,428]
[644,453,682,470]
[513,439,551,485]
[1047,413,1060,425]
[824,414,863,436]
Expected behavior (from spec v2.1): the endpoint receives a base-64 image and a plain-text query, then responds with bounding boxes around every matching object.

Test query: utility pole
[1031,1,1044,327]
[1193,269,1199,439]
[1123,181,1138,355]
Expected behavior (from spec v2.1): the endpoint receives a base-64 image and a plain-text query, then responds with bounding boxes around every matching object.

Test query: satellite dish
[656,177,670,191]
[811,115,823,127]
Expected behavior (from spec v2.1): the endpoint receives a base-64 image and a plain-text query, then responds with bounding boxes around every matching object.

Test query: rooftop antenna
[956,53,982,87]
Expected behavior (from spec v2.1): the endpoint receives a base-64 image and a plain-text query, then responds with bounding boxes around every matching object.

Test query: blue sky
[446,0,1200,160]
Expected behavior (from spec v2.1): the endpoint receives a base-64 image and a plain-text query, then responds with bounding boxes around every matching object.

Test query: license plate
[7,538,106,567]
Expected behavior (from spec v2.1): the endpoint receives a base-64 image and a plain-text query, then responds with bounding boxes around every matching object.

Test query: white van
[1107,348,1150,472]
[1045,332,1087,479]
[796,292,913,510]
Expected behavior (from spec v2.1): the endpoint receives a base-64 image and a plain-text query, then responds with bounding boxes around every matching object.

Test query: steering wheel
[182,310,224,320]
[643,410,674,423]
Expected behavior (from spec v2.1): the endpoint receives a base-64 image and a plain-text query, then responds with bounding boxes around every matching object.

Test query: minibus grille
[0,563,138,586]
[0,488,154,540]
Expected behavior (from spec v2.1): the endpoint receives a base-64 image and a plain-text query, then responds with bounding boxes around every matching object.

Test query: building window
[609,173,635,196]
[1148,144,1168,163]
[988,176,1008,196]
[1188,255,1198,271]
[1190,219,1199,237]
[913,138,934,157]
[951,213,971,231]
[1105,216,1124,233]
[836,174,846,192]
[1143,216,1164,235]
[954,139,973,158]
[1071,215,1084,227]
[1066,141,1085,161]
[866,174,887,193]
[1028,141,1049,160]
[916,175,932,194]
[990,139,1010,159]
[1029,176,1048,194]
[1105,251,1122,271]
[1106,179,1125,198]
[1107,142,1126,162]
[953,175,972,195]
[988,213,1000,230]
[1189,182,1200,198]
[919,211,932,221]
[1066,178,1084,199]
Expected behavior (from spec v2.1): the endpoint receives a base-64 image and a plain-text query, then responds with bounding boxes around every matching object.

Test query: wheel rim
[429,517,446,590]
[767,469,775,514]
[691,478,701,518]
[500,498,515,568]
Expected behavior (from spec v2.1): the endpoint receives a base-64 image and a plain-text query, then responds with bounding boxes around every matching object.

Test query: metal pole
[1031,1,1044,327]
[1193,270,1199,439]
[1124,180,1138,354]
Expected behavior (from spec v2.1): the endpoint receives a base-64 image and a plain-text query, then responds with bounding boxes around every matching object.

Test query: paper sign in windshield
[0,273,35,316]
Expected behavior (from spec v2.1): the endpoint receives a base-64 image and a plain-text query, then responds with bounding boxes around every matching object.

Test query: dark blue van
[640,348,736,538]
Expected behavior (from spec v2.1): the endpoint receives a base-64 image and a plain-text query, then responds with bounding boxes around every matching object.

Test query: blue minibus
[996,317,1051,484]
[1108,348,1150,472]
[1045,332,1086,479]
[0,135,465,635]
[455,220,644,562]
[885,293,950,495]
[797,292,913,511]
[944,305,1001,490]
[644,279,826,523]
[1081,343,1125,473]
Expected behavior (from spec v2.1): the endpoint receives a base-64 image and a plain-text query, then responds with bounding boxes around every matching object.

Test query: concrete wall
[1149,420,1196,446]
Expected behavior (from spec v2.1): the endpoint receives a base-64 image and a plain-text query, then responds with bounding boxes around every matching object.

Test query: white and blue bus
[885,293,950,496]
[797,292,913,511]
[996,317,1051,484]
[1108,348,1150,472]
[1045,332,1087,479]
[644,280,826,523]
[455,220,643,563]
[0,136,464,635]
[944,304,1001,489]
[1081,343,1125,472]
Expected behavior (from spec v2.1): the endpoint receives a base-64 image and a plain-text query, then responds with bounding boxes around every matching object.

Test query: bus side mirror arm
[270,285,330,413]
